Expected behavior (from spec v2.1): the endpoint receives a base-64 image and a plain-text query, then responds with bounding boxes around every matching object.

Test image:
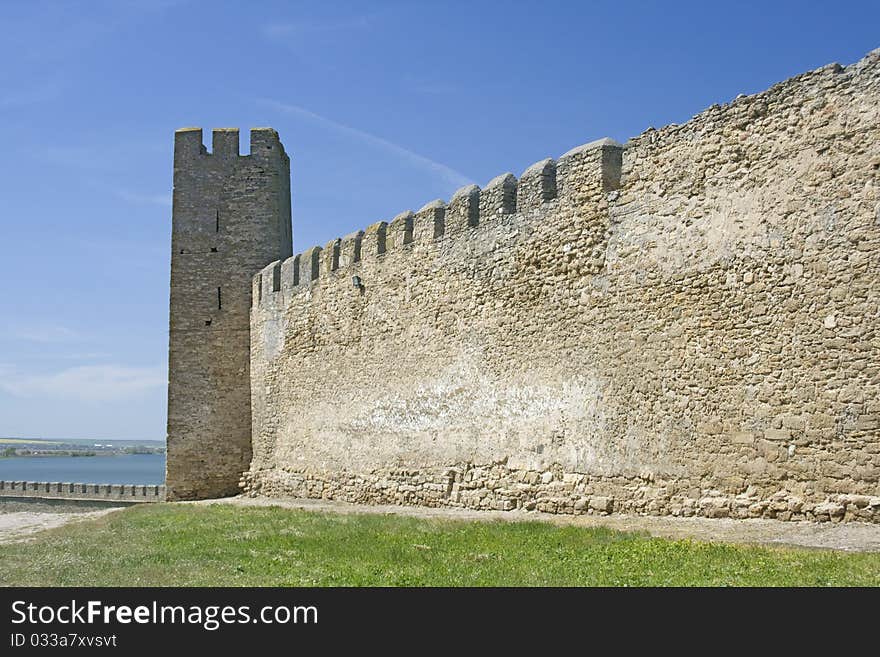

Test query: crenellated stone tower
[163,48,880,523]
[166,127,292,500]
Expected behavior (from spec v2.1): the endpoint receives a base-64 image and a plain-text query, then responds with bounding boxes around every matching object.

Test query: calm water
[0,454,165,484]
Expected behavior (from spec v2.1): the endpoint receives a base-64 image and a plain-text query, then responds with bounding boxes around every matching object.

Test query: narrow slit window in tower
[215,210,220,233]
[217,286,222,310]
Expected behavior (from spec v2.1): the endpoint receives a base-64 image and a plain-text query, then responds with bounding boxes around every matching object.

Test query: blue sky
[0,0,877,440]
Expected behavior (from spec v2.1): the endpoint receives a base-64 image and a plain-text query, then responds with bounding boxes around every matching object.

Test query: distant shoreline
[0,452,148,459]
[1,439,165,462]
[0,439,163,445]
[0,452,165,486]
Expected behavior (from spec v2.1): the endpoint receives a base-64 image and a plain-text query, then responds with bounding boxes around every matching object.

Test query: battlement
[167,125,292,501]
[174,127,287,161]
[0,480,165,503]
[175,48,880,523]
[252,137,622,306]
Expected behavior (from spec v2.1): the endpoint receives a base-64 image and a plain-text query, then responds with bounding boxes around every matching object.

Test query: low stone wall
[0,481,165,503]
[245,465,880,523]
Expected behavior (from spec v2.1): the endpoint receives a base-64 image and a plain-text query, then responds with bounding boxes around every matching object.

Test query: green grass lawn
[1,503,877,586]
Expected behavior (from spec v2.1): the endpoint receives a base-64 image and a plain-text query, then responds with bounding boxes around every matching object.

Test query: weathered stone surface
[166,128,292,500]
[170,51,880,522]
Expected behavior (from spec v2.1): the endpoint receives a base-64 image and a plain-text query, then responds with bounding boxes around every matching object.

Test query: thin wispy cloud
[0,364,166,403]
[258,99,472,188]
[4,324,80,344]
[0,1,186,63]
[40,144,172,208]
[411,83,458,96]
[0,351,112,363]
[262,16,374,40]
[0,82,63,110]
[34,139,172,208]
[74,235,165,256]
[43,142,167,171]
[50,352,113,361]
[115,189,173,207]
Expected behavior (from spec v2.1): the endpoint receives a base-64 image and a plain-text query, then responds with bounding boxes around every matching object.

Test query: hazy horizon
[2,436,164,444]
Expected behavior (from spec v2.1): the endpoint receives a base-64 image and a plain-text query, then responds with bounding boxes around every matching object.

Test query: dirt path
[3,496,878,552]
[0,508,119,544]
[197,496,880,553]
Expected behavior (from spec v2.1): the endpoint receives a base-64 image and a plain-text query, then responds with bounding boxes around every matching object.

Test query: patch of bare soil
[0,508,120,544]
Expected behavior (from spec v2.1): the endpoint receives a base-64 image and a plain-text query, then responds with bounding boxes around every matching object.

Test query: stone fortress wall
[172,50,880,522]
[0,481,164,503]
